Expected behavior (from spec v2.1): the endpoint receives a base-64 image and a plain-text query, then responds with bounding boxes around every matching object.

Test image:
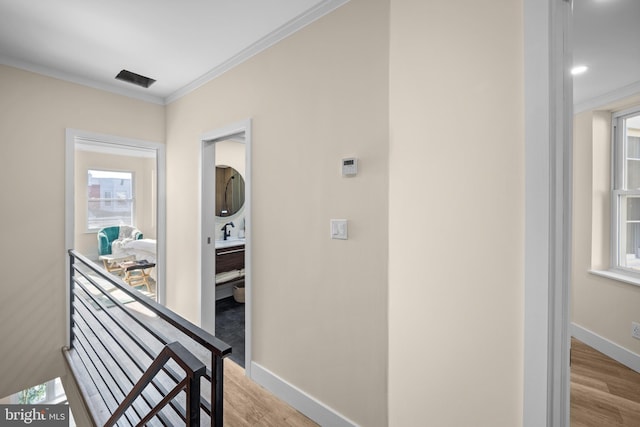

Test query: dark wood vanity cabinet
[215,244,245,274]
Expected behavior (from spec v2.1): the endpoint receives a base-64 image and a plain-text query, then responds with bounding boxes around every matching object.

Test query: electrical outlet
[632,322,640,340]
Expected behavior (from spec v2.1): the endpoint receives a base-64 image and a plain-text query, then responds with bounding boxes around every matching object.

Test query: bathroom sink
[215,238,246,249]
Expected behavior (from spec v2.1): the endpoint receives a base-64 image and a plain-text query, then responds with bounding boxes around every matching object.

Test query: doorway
[200,119,252,372]
[64,129,167,328]
[523,1,572,425]
[569,1,640,425]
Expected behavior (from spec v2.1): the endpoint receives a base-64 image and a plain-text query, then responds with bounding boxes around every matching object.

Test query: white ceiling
[573,0,640,112]
[0,0,347,104]
[0,0,637,109]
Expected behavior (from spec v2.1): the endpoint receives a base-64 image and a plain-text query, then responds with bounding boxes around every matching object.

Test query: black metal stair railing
[104,342,205,427]
[65,249,232,426]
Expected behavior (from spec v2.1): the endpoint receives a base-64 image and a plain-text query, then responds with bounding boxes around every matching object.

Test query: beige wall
[165,0,389,425]
[74,150,157,259]
[388,1,524,425]
[0,64,164,399]
[572,95,640,356]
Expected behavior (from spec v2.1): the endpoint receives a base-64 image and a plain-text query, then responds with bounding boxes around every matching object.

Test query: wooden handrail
[104,342,205,427]
[68,249,231,426]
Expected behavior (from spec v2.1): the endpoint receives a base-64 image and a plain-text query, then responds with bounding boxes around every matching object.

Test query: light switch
[330,219,348,240]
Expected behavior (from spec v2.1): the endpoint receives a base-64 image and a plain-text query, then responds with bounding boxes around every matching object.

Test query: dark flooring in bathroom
[215,297,245,367]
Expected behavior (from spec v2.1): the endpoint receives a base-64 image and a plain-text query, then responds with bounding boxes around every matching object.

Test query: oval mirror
[216,166,245,217]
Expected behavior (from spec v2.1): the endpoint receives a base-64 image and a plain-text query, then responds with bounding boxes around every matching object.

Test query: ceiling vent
[115,69,156,88]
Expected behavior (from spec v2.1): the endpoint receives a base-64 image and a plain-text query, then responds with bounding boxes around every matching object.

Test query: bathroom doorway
[200,119,252,372]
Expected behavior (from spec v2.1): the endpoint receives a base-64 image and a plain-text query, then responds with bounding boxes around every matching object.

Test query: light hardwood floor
[224,360,318,427]
[571,338,640,426]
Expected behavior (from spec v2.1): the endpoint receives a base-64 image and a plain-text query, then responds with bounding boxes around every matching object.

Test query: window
[612,108,640,273]
[10,378,68,405]
[87,169,134,230]
[17,383,46,404]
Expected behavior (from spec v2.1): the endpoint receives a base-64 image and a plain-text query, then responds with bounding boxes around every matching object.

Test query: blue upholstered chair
[97,225,143,256]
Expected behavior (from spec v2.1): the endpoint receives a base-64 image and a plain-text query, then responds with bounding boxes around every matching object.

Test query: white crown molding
[164,0,350,104]
[574,79,640,114]
[0,54,165,105]
[1,0,349,106]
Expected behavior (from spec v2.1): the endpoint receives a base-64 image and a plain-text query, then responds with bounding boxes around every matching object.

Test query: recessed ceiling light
[115,69,156,88]
[571,65,588,75]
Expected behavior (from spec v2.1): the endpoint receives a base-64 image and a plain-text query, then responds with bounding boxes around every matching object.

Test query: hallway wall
[164,0,389,425]
[388,1,525,425]
[0,64,164,399]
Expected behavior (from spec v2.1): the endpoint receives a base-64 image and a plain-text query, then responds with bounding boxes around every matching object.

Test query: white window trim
[607,106,640,282]
[590,268,640,288]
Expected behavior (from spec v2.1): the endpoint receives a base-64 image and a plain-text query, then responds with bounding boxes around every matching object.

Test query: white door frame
[64,128,167,344]
[523,0,572,425]
[200,118,252,375]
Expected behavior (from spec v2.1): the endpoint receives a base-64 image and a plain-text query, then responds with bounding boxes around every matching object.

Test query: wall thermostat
[341,157,358,176]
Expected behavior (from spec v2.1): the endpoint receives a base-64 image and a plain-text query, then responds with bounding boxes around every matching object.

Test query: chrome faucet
[221,221,235,240]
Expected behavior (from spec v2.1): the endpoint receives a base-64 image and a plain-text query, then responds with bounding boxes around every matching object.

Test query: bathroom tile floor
[216,296,245,367]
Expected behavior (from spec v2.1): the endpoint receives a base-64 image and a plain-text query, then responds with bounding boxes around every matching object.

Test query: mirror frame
[215,165,245,218]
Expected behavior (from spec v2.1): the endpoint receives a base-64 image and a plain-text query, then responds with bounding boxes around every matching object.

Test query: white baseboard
[249,361,358,427]
[571,323,640,373]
